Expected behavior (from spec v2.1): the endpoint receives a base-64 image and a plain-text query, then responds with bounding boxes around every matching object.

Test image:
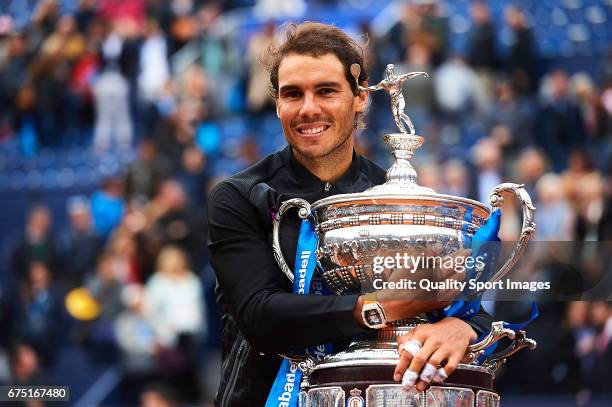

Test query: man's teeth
[300,126,326,135]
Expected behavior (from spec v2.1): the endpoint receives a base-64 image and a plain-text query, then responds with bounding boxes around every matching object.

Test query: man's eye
[283,91,301,98]
[319,88,336,95]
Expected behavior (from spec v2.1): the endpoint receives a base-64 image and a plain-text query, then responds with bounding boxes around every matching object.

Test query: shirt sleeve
[463,305,494,338]
[208,182,367,354]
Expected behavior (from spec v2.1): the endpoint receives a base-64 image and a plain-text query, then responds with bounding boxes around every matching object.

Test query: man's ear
[354,81,369,113]
[275,99,281,118]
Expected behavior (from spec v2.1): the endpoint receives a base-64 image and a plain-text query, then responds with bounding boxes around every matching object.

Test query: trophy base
[300,362,498,407]
[298,328,499,407]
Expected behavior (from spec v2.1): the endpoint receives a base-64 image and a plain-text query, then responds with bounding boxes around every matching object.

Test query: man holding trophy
[209,22,535,407]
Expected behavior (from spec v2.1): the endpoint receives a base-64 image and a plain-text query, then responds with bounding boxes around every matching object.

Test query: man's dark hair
[264,22,368,98]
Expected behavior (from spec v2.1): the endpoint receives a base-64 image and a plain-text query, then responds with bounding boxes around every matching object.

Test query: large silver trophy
[272,64,537,406]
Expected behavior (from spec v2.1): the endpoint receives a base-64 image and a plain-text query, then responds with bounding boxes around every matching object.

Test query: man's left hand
[394,317,478,391]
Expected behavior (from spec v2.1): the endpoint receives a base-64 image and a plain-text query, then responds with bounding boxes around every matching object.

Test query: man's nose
[298,93,322,117]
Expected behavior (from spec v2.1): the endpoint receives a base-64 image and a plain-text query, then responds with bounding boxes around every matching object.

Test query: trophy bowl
[273,134,536,301]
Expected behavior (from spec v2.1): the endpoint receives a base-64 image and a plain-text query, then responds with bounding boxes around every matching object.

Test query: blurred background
[0,0,610,406]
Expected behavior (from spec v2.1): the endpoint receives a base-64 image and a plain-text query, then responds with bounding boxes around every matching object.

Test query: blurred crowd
[0,0,611,405]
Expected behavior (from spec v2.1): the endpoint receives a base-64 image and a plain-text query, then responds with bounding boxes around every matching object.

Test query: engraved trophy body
[272,64,537,406]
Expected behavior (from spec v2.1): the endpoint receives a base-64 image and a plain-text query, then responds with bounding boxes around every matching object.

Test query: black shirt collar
[279,146,363,188]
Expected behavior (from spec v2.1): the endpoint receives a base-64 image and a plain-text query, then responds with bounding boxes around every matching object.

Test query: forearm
[463,305,494,337]
[235,291,366,353]
[352,296,493,338]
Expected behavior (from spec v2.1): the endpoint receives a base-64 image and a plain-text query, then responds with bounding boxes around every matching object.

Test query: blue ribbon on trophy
[427,209,502,322]
[266,218,332,407]
[427,209,538,355]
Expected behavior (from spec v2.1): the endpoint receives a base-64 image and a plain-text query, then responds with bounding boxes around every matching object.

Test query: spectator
[86,252,124,321]
[84,251,124,359]
[177,146,208,207]
[585,302,612,392]
[74,0,98,35]
[471,137,503,204]
[143,245,205,348]
[468,1,498,73]
[246,22,276,113]
[39,14,85,64]
[597,163,612,241]
[385,2,420,65]
[16,262,64,364]
[413,0,449,65]
[516,147,549,201]
[571,72,609,142]
[534,173,574,240]
[536,70,586,171]
[125,138,169,201]
[561,150,597,206]
[115,284,157,375]
[386,0,449,67]
[108,230,141,284]
[68,37,101,143]
[574,172,605,241]
[434,55,488,124]
[418,161,442,192]
[59,196,103,285]
[142,179,206,270]
[138,19,169,104]
[505,6,537,94]
[90,176,126,241]
[0,32,31,138]
[30,14,86,147]
[485,79,535,152]
[92,26,134,152]
[9,343,47,386]
[440,159,472,198]
[142,245,204,402]
[92,66,133,152]
[10,205,60,285]
[30,0,60,40]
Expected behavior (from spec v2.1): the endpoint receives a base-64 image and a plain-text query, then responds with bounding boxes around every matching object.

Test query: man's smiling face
[275,53,367,164]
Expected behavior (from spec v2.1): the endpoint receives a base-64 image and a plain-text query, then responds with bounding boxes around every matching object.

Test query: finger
[432,366,449,384]
[394,349,413,382]
[441,353,462,379]
[415,349,446,391]
[404,340,437,389]
[394,337,420,381]
[402,369,419,390]
[414,363,437,392]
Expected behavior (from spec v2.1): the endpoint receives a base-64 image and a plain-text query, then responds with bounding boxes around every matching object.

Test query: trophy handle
[276,352,317,391]
[272,198,312,283]
[463,321,516,364]
[486,183,536,284]
[481,330,537,372]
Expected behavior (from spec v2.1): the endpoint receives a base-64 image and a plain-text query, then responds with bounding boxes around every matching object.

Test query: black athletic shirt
[208,146,493,406]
